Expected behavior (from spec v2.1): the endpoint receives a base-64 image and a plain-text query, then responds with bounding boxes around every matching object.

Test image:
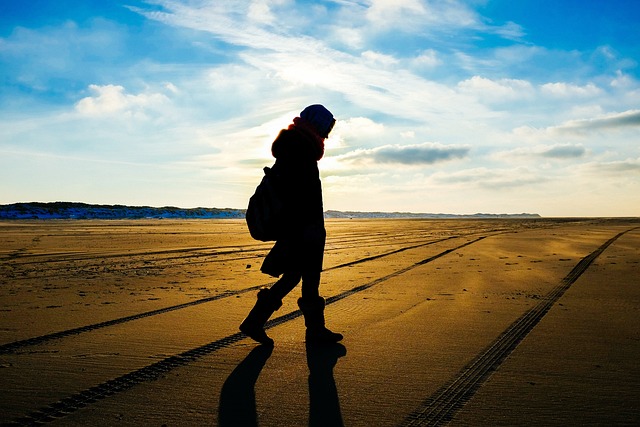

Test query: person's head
[300,104,336,139]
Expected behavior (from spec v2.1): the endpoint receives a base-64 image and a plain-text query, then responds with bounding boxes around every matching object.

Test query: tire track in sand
[400,227,637,427]
[0,237,459,354]
[5,236,487,425]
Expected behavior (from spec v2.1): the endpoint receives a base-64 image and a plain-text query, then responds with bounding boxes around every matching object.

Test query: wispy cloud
[337,142,470,166]
[540,144,586,159]
[580,158,640,175]
[497,144,587,160]
[509,109,640,146]
[457,76,534,103]
[558,110,640,131]
[431,167,545,189]
[133,0,503,123]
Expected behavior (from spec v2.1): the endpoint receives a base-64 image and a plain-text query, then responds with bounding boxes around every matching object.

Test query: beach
[1,218,639,426]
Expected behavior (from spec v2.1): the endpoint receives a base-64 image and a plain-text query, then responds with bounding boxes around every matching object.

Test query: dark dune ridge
[0,201,540,220]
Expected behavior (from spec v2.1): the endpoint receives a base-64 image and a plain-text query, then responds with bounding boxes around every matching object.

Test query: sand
[0,218,638,425]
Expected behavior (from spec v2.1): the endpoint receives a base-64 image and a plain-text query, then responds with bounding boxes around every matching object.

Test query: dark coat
[260,127,326,277]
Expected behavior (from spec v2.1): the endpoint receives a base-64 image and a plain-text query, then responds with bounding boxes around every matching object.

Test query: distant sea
[0,202,541,220]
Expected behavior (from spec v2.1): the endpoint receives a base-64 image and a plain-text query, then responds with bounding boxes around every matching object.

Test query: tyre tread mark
[0,288,261,355]
[0,236,461,354]
[5,236,489,425]
[400,228,637,427]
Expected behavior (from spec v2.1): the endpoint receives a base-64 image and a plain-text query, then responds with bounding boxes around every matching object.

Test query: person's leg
[270,271,302,301]
[298,271,343,344]
[239,287,281,345]
[239,272,302,345]
[301,270,320,301]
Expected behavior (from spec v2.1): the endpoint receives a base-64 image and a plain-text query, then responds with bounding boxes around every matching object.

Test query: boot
[297,297,343,344]
[239,288,282,345]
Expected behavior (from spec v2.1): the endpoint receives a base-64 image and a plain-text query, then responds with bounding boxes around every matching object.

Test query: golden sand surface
[0,218,638,425]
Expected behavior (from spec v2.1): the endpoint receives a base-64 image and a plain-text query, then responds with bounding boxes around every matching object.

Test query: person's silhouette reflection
[218,345,273,427]
[307,342,347,427]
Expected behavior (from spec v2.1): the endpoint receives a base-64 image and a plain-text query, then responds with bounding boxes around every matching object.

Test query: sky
[1,0,639,217]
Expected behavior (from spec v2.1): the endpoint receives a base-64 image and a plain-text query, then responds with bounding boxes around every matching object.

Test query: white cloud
[365,0,427,29]
[164,82,179,94]
[361,50,399,67]
[247,0,275,24]
[325,117,385,153]
[412,49,441,68]
[455,45,543,74]
[135,1,318,53]
[492,20,525,40]
[361,0,523,38]
[75,84,169,117]
[337,117,385,136]
[457,76,534,102]
[328,26,365,49]
[611,70,634,88]
[541,82,602,97]
[400,131,415,138]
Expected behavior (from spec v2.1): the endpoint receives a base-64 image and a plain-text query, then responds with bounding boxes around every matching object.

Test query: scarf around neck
[289,116,325,160]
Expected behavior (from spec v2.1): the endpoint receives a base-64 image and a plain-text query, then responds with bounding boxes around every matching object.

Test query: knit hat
[300,104,336,138]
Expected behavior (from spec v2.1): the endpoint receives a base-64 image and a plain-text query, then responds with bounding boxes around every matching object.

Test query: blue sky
[1,0,639,216]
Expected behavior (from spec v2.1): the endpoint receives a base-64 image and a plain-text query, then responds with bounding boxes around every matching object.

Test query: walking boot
[297,297,343,344]
[239,288,282,345]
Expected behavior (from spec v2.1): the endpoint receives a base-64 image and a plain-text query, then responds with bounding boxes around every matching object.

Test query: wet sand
[1,218,639,425]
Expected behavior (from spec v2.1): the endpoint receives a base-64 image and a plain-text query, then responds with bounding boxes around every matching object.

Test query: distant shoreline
[0,202,541,220]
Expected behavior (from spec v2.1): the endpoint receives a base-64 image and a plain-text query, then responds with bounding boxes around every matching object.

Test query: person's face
[325,119,336,138]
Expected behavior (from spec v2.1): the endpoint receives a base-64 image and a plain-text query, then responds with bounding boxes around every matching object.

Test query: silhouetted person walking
[240,104,343,346]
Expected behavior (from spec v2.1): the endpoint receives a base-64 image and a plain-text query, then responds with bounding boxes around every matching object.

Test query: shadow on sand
[218,345,273,427]
[218,342,346,426]
[307,342,347,427]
